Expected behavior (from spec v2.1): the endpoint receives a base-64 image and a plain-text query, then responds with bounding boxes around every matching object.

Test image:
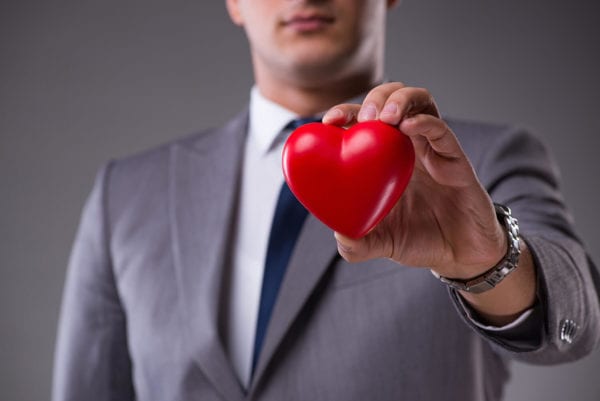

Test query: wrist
[459,241,537,325]
[432,203,520,294]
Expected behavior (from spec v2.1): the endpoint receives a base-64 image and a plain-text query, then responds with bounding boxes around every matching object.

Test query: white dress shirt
[225,87,298,388]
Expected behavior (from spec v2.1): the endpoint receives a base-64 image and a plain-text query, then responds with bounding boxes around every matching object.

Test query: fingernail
[381,102,398,117]
[324,108,344,123]
[358,103,377,121]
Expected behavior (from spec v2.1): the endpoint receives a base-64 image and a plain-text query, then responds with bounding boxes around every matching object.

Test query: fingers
[357,82,406,122]
[377,87,440,125]
[360,83,439,125]
[322,103,360,126]
[334,231,392,263]
[334,232,372,263]
[400,114,463,159]
[401,114,477,187]
[323,82,405,125]
[322,83,440,127]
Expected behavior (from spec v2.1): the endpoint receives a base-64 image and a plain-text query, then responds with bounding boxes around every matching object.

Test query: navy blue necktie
[251,118,318,373]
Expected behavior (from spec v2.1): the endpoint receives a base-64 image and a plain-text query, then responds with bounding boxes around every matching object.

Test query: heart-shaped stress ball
[283,120,415,238]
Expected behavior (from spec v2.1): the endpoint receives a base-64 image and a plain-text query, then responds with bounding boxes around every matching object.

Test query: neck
[255,69,381,117]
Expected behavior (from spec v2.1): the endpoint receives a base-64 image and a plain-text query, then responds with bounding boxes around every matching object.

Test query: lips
[283,12,335,32]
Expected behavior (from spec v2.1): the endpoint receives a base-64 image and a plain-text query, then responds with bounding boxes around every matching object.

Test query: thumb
[334,232,385,263]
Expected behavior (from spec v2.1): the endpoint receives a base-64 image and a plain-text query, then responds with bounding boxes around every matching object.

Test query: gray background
[1,0,599,400]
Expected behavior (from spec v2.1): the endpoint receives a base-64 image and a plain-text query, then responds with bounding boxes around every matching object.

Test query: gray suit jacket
[53,109,600,401]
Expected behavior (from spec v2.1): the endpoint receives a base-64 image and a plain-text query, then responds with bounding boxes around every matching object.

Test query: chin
[285,45,355,73]
[288,61,354,87]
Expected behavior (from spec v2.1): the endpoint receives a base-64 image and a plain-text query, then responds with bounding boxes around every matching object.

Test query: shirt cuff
[455,292,533,331]
[451,289,544,351]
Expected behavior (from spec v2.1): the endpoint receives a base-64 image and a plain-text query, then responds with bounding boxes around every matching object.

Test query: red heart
[283,120,415,238]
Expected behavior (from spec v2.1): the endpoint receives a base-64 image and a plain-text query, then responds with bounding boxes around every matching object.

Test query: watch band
[432,203,521,294]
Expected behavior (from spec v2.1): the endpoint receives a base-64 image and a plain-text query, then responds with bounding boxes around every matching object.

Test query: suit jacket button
[559,319,578,344]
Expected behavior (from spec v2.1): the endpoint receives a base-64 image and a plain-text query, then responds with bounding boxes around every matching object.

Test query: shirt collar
[249,86,298,155]
[248,85,369,155]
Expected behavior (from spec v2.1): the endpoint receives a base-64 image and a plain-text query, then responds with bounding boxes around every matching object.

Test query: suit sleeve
[52,162,135,400]
[452,125,600,364]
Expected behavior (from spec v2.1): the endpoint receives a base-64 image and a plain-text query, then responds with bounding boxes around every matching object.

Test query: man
[53,0,600,400]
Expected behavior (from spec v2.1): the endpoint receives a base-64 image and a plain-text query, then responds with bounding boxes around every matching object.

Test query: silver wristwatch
[432,203,521,294]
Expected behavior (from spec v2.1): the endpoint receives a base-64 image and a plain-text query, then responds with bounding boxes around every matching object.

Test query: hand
[322,82,538,325]
[322,82,507,280]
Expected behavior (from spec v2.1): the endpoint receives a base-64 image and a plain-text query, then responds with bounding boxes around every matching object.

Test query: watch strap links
[432,203,521,294]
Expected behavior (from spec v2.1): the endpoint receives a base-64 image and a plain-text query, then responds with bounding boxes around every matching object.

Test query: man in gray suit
[53,0,600,400]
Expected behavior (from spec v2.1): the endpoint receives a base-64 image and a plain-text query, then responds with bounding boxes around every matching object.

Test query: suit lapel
[250,214,339,390]
[169,110,248,401]
[170,108,339,397]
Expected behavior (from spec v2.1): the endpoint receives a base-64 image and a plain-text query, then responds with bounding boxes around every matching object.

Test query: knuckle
[365,82,405,103]
[384,81,406,90]
[335,103,357,112]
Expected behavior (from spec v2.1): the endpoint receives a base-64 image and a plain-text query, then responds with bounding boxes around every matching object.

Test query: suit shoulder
[110,128,214,174]
[445,116,522,146]
[90,127,221,214]
[108,108,248,177]
[445,116,543,169]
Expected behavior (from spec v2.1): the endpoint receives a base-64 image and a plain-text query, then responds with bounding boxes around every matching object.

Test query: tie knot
[286,117,321,131]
